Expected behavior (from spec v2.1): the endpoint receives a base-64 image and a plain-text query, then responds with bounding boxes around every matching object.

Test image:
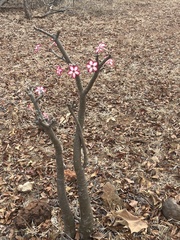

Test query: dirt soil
[0,0,180,239]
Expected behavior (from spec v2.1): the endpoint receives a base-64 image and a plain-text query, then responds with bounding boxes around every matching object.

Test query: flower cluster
[34,41,114,79]
[95,43,114,67]
[31,41,114,123]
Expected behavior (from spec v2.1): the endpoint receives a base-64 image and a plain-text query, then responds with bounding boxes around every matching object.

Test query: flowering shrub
[29,27,114,239]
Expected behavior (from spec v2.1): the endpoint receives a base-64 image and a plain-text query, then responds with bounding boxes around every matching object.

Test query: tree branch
[34,27,54,39]
[26,87,75,237]
[83,54,111,95]
[75,75,83,94]
[26,87,44,122]
[49,48,65,61]
[34,27,84,93]
[68,104,88,168]
[34,9,66,19]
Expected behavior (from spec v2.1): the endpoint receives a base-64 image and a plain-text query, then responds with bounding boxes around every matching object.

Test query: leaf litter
[0,0,180,239]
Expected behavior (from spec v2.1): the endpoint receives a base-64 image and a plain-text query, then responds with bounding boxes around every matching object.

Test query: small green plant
[27,27,113,239]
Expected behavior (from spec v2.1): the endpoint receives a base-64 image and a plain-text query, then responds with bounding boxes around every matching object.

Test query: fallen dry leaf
[129,200,138,208]
[17,181,34,192]
[64,169,77,182]
[0,0,179,239]
[114,209,148,233]
[101,182,124,210]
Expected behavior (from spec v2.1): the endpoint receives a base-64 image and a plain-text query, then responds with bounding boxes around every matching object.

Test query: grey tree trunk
[73,94,94,239]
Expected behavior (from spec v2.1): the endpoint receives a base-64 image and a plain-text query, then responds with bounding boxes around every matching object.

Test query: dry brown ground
[0,0,180,239]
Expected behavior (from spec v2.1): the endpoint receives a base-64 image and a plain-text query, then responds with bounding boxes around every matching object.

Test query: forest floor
[0,0,180,239]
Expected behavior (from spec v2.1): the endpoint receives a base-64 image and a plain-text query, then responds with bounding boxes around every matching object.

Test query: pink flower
[95,43,106,53]
[68,65,80,78]
[52,42,57,46]
[27,104,34,111]
[35,44,41,53]
[56,65,63,76]
[87,60,98,73]
[105,58,114,67]
[43,112,49,120]
[35,86,46,95]
[50,39,57,48]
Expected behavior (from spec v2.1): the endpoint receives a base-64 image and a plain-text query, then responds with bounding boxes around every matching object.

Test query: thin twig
[34,27,84,94]
[34,9,66,19]
[54,30,72,64]
[34,27,69,62]
[26,88,44,121]
[34,27,54,39]
[49,48,65,61]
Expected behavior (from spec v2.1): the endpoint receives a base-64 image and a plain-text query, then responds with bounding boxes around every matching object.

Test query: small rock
[162,198,180,221]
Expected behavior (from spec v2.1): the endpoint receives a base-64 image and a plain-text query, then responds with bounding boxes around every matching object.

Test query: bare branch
[75,75,83,94]
[49,48,65,61]
[23,0,32,19]
[34,9,66,19]
[99,54,112,68]
[34,27,54,39]
[34,27,84,93]
[54,31,72,64]
[83,54,111,95]
[95,54,99,64]
[26,88,44,121]
[68,104,88,168]
[26,87,75,237]
[0,0,7,7]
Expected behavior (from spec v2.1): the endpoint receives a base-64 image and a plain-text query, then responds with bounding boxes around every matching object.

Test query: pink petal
[69,66,74,71]
[35,44,41,53]
[105,58,114,67]
[68,65,80,78]
[35,86,45,95]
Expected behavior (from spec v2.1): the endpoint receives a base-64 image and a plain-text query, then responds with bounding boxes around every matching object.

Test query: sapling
[27,27,113,239]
